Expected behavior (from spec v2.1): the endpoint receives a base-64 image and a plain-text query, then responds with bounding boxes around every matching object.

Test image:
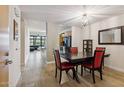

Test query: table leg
[74,67,80,83]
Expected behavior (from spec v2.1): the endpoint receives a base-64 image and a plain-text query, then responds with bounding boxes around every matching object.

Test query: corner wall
[24,25,30,65]
[47,22,59,62]
[20,19,30,66]
[72,26,83,52]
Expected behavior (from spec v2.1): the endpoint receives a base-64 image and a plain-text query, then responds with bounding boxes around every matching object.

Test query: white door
[8,6,21,87]
[0,5,21,87]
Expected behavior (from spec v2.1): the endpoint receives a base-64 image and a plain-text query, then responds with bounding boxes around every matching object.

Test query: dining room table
[60,51,110,83]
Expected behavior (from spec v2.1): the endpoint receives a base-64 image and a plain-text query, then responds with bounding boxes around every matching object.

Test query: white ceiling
[20,5,124,27]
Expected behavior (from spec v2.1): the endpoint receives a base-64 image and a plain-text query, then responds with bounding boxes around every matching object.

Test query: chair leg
[76,65,78,73]
[100,69,103,80]
[72,68,75,79]
[81,66,83,76]
[59,70,62,84]
[92,70,95,83]
[55,67,57,78]
[66,70,68,74]
[102,59,104,69]
[73,68,80,83]
[90,69,91,73]
[84,67,86,71]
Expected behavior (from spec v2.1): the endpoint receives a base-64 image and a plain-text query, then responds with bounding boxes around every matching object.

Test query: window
[35,36,41,46]
[41,36,46,48]
[30,35,46,48]
[30,36,34,46]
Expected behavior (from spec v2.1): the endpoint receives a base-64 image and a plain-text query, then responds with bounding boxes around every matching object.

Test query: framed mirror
[98,26,124,45]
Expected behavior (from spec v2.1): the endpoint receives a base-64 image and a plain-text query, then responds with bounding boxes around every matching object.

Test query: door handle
[5,59,13,65]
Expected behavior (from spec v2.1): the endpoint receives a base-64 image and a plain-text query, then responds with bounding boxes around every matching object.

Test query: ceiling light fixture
[81,5,91,39]
[82,14,89,27]
[81,5,89,27]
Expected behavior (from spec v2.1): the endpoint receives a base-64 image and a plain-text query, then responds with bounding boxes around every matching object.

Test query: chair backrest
[93,50,105,68]
[53,49,61,69]
[70,47,78,54]
[96,47,106,51]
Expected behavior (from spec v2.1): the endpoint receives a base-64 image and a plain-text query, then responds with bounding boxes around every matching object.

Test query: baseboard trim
[15,72,21,87]
[105,65,124,73]
[25,54,29,66]
[9,72,21,87]
[47,61,55,64]
[16,72,22,87]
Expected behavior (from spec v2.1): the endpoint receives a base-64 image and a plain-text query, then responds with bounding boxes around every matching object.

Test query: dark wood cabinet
[83,39,93,54]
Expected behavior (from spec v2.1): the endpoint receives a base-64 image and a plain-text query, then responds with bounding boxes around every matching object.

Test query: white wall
[83,14,124,72]
[20,19,30,66]
[72,26,83,52]
[27,20,46,37]
[30,31,46,36]
[25,25,30,65]
[47,22,59,62]
[27,20,46,32]
[20,19,25,66]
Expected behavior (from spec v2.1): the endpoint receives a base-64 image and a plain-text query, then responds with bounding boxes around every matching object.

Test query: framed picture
[13,19,18,41]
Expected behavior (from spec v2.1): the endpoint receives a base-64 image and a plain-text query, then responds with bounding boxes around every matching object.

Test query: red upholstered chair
[96,47,106,67]
[70,47,79,72]
[53,49,75,84]
[96,47,105,51]
[81,50,105,83]
[70,47,78,54]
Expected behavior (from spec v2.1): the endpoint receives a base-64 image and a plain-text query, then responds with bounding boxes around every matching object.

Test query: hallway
[18,49,47,86]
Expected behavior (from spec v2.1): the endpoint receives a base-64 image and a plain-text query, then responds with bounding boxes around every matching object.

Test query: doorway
[17,26,47,86]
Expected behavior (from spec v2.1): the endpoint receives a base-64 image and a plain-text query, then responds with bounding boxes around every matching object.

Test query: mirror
[98,26,124,45]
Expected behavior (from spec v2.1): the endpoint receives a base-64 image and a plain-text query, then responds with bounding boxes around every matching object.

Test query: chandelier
[82,14,89,27]
[81,5,89,28]
[81,7,91,38]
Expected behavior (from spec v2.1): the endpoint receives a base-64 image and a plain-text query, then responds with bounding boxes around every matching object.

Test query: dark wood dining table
[60,51,110,83]
[60,52,93,64]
